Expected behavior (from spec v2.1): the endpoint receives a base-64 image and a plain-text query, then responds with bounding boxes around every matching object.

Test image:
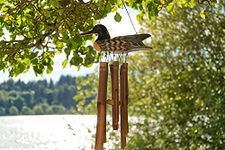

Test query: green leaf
[56,41,64,49]
[50,0,59,7]
[70,54,83,66]
[200,10,205,19]
[0,61,6,70]
[15,63,25,75]
[1,6,8,12]
[136,13,144,22]
[84,53,95,67]
[114,12,122,22]
[29,52,38,59]
[64,47,71,57]
[0,29,3,37]
[31,58,38,64]
[166,2,175,13]
[43,10,51,17]
[188,0,195,8]
[33,64,44,74]
[62,59,68,68]
[24,58,31,64]
[47,65,53,74]
[42,57,53,66]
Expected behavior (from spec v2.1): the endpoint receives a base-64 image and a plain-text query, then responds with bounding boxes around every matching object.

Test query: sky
[0,7,140,83]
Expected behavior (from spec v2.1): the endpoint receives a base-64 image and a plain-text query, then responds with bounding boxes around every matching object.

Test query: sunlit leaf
[70,54,83,66]
[47,65,53,74]
[23,58,31,64]
[0,61,6,70]
[166,2,175,13]
[200,10,205,19]
[114,12,122,22]
[15,63,25,75]
[62,59,68,69]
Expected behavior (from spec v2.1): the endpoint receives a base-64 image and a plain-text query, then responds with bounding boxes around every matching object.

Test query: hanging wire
[122,0,137,34]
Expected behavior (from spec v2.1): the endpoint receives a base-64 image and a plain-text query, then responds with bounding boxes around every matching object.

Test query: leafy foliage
[74,73,98,114]
[0,0,215,76]
[0,0,118,76]
[126,2,225,149]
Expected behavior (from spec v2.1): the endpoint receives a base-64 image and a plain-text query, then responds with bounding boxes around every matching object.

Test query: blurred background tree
[126,1,225,149]
[74,73,98,114]
[0,75,77,115]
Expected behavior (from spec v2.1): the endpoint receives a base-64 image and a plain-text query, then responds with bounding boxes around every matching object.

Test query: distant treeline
[0,75,88,116]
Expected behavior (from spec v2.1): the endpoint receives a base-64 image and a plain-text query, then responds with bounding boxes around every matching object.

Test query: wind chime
[80,24,151,150]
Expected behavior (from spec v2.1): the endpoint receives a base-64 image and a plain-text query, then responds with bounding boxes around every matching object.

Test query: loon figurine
[80,24,152,53]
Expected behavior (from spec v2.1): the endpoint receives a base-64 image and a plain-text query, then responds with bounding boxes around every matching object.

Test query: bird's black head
[80,24,111,41]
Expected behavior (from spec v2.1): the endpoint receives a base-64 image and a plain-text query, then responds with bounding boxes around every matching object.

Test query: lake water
[0,115,97,150]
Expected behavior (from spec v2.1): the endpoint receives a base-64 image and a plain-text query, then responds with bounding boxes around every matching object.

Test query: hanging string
[122,0,137,34]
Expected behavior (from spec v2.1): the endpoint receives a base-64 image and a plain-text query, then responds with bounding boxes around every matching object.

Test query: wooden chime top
[80,24,152,53]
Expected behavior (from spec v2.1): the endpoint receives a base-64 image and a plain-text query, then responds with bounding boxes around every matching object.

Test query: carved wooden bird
[80,24,152,53]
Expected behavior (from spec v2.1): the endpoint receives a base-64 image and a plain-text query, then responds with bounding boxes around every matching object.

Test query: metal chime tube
[110,61,119,130]
[120,63,129,149]
[95,62,108,150]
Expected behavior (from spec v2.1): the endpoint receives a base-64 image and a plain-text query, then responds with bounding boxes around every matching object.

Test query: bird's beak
[79,29,95,36]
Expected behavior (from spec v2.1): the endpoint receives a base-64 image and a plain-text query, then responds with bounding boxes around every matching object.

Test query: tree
[126,2,225,149]
[13,96,25,111]
[56,84,76,109]
[0,75,79,115]
[0,0,215,76]
[33,104,44,115]
[9,106,19,115]
[0,107,6,115]
[21,106,34,115]
[21,91,35,108]
[0,90,10,108]
[51,104,66,114]
[74,74,98,114]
